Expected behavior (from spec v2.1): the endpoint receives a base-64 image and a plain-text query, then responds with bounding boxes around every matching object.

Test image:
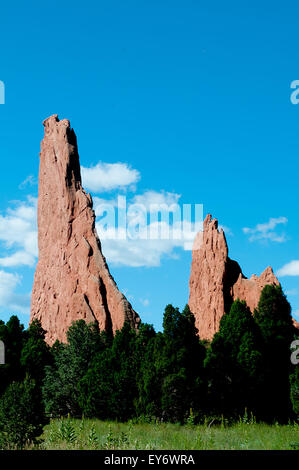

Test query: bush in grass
[0,377,46,449]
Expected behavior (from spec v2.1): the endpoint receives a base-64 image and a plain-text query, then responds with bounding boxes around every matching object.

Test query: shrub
[0,377,46,449]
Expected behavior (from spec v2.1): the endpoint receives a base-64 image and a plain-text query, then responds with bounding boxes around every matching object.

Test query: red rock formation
[189,215,237,340]
[30,115,140,344]
[231,266,280,314]
[189,214,282,340]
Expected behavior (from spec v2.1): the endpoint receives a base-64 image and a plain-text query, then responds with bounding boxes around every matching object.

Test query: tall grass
[37,417,299,450]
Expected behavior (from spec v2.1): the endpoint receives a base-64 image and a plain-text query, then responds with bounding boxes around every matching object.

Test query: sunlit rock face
[30,115,140,344]
[189,214,280,340]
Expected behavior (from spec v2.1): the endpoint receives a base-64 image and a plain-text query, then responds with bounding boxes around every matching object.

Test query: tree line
[0,284,298,447]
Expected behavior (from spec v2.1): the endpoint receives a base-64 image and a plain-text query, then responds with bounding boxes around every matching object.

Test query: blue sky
[0,1,299,330]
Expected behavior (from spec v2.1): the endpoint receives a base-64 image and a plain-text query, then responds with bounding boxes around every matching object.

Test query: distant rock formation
[30,115,140,344]
[231,266,280,315]
[189,214,283,340]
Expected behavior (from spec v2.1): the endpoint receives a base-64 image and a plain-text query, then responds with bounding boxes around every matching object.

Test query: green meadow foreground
[37,419,299,450]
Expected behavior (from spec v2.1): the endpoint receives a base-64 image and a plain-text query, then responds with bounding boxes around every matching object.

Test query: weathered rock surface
[30,115,140,344]
[231,266,280,314]
[189,215,239,340]
[189,214,284,340]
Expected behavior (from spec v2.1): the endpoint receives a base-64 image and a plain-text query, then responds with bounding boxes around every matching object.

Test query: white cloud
[94,190,203,267]
[96,219,201,267]
[0,181,201,291]
[0,186,199,277]
[0,196,38,267]
[0,270,20,304]
[0,197,37,314]
[81,162,140,193]
[140,298,150,307]
[94,191,183,227]
[0,270,31,314]
[277,260,299,277]
[0,251,36,268]
[132,191,181,211]
[294,310,299,320]
[19,175,38,190]
[96,223,184,267]
[243,217,288,243]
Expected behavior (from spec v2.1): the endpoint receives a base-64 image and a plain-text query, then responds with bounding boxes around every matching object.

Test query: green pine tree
[21,319,52,385]
[205,299,263,418]
[0,376,46,449]
[42,320,103,417]
[0,316,25,396]
[160,305,206,423]
[254,285,295,422]
[79,321,138,422]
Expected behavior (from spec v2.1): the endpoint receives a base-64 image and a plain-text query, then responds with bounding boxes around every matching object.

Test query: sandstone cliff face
[189,214,281,340]
[30,115,140,344]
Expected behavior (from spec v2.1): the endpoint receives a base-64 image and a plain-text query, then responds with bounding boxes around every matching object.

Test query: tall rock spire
[189,214,281,340]
[30,115,140,344]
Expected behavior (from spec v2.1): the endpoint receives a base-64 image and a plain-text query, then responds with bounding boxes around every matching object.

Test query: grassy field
[37,418,299,450]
